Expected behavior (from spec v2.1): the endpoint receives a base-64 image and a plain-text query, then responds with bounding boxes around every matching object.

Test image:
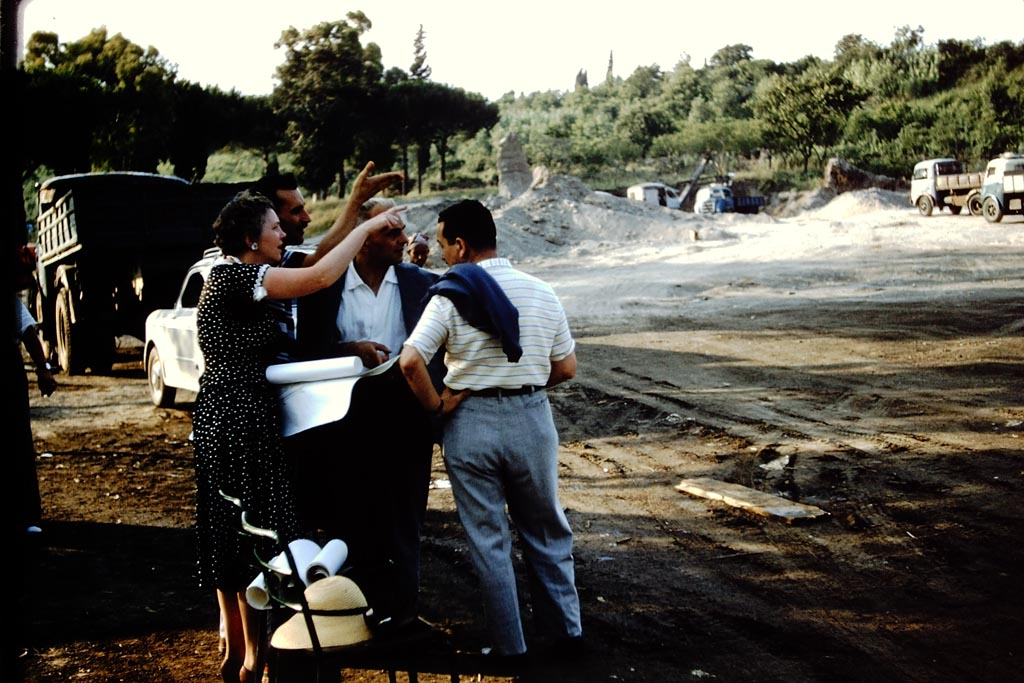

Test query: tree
[410,25,431,80]
[273,12,385,196]
[22,28,178,172]
[575,69,588,91]
[753,66,864,171]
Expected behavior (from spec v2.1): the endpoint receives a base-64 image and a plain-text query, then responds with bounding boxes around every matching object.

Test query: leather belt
[473,385,543,398]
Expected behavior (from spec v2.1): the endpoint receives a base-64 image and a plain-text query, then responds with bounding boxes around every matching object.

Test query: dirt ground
[14,188,1024,683]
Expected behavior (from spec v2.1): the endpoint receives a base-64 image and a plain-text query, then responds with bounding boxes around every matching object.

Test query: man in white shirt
[287,197,444,634]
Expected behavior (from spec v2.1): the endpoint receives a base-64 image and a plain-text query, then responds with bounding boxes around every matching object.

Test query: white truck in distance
[910,158,983,216]
[626,182,682,209]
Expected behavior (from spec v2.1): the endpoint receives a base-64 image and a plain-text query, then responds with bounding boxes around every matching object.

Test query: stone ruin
[825,157,903,193]
[497,132,532,199]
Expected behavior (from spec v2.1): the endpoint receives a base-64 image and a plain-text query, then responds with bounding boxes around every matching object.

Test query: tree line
[473,27,1023,188]
[15,17,1024,210]
[17,12,498,200]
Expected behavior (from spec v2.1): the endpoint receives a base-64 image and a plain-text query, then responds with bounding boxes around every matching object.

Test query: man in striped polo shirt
[399,199,583,664]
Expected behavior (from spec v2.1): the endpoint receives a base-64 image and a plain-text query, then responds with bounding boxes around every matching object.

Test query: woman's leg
[238,592,260,681]
[217,590,244,683]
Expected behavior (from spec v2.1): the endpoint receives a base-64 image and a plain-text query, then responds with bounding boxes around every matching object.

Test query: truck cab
[693,183,735,214]
[980,153,1024,223]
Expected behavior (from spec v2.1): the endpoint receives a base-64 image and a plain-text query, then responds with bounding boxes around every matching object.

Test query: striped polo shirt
[404,257,575,391]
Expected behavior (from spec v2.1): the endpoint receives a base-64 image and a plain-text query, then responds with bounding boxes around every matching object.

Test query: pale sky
[17,0,1024,102]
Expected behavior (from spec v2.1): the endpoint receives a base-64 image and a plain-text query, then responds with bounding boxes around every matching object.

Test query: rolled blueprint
[305,539,349,584]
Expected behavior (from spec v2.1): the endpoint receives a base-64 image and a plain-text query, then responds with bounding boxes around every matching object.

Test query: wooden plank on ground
[675,477,827,522]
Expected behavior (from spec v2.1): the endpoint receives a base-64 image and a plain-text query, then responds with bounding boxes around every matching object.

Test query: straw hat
[270,576,373,650]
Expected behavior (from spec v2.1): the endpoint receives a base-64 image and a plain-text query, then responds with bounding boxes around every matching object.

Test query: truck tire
[147,347,177,408]
[982,196,1003,223]
[56,288,86,375]
[967,193,983,216]
[916,195,934,216]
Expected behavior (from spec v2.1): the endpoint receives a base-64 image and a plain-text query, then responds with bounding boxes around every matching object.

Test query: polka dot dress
[191,262,299,591]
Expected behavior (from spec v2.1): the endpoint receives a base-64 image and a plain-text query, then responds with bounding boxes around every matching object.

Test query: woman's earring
[250,243,259,251]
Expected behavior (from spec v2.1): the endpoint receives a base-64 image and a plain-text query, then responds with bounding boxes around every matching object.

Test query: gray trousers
[443,390,582,655]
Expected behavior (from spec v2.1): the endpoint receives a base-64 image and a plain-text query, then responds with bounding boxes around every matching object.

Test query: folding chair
[221,491,461,683]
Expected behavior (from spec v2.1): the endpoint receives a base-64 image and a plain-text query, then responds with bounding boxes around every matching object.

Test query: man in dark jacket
[286,197,445,633]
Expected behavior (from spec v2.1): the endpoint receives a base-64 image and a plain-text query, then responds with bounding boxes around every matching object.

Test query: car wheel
[916,195,934,217]
[967,193,983,216]
[147,347,177,408]
[982,196,1003,223]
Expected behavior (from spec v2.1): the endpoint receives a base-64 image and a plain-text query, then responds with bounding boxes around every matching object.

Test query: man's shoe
[541,635,587,664]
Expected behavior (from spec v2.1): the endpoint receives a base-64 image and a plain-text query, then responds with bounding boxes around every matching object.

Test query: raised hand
[351,161,405,205]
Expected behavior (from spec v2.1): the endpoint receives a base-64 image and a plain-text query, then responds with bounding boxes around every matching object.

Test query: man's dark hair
[251,173,299,209]
[437,199,497,251]
[212,190,275,256]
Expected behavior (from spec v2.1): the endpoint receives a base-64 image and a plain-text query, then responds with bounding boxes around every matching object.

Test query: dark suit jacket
[294,262,446,389]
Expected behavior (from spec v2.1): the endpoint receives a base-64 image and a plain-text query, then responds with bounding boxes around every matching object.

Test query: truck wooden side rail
[31,173,247,374]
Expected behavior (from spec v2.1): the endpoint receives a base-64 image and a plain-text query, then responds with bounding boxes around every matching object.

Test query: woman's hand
[359,205,407,235]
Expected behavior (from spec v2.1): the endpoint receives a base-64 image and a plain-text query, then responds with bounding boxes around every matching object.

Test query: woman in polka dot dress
[191,190,405,683]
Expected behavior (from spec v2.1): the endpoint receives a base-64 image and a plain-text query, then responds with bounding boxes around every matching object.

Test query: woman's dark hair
[212,191,275,256]
[437,199,496,250]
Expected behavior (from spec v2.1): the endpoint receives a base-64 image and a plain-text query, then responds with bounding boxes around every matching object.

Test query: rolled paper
[268,539,322,585]
[266,356,363,384]
[306,539,349,584]
[245,572,270,610]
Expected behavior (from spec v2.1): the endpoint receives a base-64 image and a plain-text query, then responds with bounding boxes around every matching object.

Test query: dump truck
[910,158,983,216]
[30,172,248,374]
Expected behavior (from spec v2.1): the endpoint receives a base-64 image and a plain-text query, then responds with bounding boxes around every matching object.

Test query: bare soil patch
[15,187,1024,682]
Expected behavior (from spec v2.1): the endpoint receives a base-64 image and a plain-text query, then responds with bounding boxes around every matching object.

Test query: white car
[143,248,218,406]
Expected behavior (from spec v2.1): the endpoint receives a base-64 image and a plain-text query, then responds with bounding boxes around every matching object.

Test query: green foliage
[753,66,865,171]
[16,21,1024,200]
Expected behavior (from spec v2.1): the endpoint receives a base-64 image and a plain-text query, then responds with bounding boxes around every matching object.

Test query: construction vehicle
[910,158,984,216]
[692,182,767,214]
[30,172,248,374]
[626,157,766,214]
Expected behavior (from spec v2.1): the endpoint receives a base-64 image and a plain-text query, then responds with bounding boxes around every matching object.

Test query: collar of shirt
[343,262,398,292]
[476,257,511,270]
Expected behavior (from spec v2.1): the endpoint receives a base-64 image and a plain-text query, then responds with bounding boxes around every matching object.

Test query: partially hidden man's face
[363,205,408,267]
[274,189,311,246]
[408,243,429,266]
[436,222,464,266]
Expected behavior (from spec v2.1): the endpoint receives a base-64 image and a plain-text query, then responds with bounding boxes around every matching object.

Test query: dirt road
[17,200,1024,682]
